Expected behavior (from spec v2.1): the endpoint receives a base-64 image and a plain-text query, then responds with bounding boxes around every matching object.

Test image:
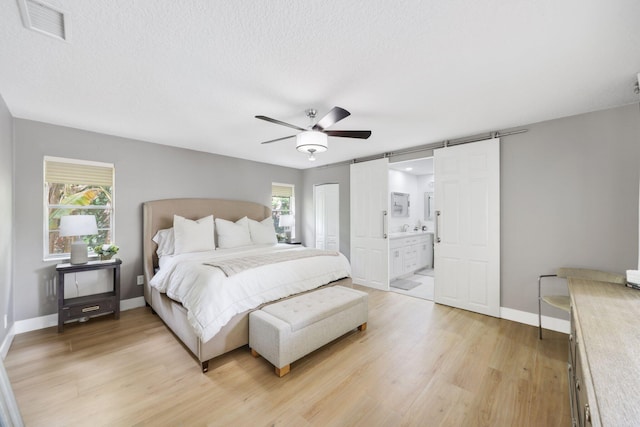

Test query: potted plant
[94,244,119,261]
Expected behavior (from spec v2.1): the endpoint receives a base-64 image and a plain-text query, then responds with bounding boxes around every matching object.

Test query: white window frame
[43,156,115,261]
[272,182,295,241]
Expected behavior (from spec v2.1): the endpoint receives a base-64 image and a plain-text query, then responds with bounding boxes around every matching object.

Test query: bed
[142,198,352,372]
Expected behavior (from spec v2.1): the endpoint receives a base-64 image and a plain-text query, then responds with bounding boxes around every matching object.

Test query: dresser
[568,278,640,426]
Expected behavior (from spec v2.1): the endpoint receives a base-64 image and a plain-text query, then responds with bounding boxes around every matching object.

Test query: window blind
[45,159,114,186]
[272,185,294,198]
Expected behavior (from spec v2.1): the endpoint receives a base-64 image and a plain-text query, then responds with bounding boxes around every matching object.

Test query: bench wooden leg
[358,322,367,331]
[250,348,259,358]
[275,364,290,377]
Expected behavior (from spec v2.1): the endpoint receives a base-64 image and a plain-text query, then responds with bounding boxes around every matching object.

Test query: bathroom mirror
[391,192,410,217]
[424,192,434,220]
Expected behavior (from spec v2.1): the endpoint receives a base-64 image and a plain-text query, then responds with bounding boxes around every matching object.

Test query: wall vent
[18,0,70,41]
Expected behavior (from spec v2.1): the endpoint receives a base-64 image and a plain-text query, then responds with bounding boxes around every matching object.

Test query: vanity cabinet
[418,238,431,269]
[389,234,432,280]
[390,247,403,279]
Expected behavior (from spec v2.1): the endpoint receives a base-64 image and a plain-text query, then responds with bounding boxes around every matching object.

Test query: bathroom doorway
[387,157,435,301]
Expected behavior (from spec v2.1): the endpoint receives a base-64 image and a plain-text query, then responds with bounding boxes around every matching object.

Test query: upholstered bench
[249,285,368,377]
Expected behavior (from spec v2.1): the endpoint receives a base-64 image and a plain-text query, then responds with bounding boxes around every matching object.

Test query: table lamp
[59,215,98,264]
[279,214,293,241]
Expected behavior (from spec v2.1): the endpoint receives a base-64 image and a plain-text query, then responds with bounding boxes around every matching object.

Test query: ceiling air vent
[18,0,70,41]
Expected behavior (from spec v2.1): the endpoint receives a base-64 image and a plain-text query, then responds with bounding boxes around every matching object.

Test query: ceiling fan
[256,107,371,161]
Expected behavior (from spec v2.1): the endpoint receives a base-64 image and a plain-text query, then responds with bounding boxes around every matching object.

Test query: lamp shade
[296,131,328,154]
[59,215,98,265]
[59,215,98,237]
[278,214,294,228]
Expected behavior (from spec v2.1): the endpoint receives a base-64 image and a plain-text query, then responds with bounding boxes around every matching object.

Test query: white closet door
[315,185,326,250]
[314,184,339,251]
[434,138,500,317]
[350,158,389,290]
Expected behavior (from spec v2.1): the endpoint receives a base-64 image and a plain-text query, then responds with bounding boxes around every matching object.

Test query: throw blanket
[204,248,339,276]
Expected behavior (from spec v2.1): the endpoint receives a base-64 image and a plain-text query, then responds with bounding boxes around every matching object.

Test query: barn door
[350,158,389,290]
[434,138,500,316]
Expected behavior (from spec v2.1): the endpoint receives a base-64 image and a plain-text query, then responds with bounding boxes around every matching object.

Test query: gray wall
[13,119,303,321]
[501,103,640,315]
[0,94,13,343]
[302,163,351,258]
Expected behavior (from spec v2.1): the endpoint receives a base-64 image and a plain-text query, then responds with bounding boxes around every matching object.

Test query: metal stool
[538,268,625,339]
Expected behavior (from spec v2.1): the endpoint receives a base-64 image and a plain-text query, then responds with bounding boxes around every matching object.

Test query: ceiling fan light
[296,131,328,155]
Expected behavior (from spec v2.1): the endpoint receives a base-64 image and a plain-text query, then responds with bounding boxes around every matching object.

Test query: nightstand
[56,258,121,332]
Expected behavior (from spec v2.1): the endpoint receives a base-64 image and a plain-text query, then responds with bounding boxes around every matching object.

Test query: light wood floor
[5,287,570,426]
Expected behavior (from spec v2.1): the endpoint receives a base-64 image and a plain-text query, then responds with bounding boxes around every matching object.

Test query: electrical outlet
[137,275,144,285]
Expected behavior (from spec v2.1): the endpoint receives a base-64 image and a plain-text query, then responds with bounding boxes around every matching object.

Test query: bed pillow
[173,214,215,254]
[248,217,277,245]
[152,227,175,257]
[215,217,252,249]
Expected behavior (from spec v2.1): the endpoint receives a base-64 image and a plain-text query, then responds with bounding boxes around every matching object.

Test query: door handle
[382,210,388,239]
[435,210,441,243]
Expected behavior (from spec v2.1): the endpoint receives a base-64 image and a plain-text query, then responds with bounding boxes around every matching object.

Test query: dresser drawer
[569,306,576,369]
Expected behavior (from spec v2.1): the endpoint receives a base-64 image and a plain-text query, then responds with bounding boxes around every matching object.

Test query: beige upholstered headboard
[142,198,271,291]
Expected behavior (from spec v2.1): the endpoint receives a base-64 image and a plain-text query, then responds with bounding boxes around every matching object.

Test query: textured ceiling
[1,1,639,169]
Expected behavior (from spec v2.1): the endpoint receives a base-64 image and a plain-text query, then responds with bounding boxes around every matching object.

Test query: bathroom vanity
[389,232,433,280]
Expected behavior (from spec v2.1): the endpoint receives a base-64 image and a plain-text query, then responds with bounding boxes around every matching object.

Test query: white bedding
[149,244,351,342]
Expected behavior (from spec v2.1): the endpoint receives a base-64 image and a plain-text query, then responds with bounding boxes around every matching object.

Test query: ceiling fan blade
[255,115,306,132]
[324,130,372,139]
[312,107,351,131]
[260,135,296,144]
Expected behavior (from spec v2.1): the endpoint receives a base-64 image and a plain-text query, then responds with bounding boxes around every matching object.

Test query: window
[272,183,295,242]
[44,156,115,260]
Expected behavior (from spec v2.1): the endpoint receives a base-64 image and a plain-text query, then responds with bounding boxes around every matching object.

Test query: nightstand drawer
[62,297,116,319]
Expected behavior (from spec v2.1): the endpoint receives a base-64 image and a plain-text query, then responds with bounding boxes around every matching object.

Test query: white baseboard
[120,296,145,312]
[500,306,570,334]
[0,325,15,360]
[13,314,57,335]
[11,296,147,337]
